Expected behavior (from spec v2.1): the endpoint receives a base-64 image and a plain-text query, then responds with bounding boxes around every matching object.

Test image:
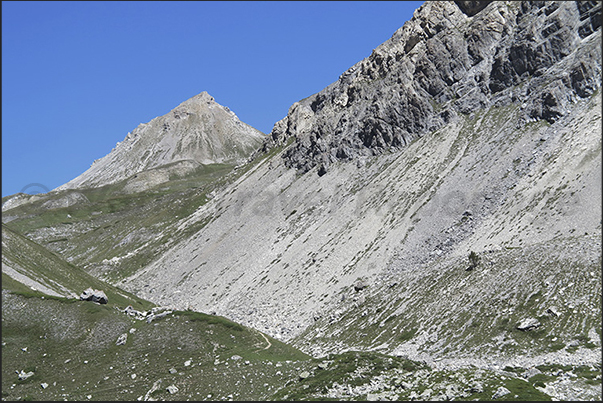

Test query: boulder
[116,333,128,346]
[124,305,143,317]
[492,386,511,399]
[146,310,172,323]
[454,1,492,17]
[522,367,542,379]
[80,288,108,304]
[16,370,34,380]
[353,278,368,292]
[516,318,541,331]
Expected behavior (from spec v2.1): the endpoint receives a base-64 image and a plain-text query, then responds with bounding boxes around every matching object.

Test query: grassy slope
[3,290,565,402]
[2,163,236,283]
[2,224,153,311]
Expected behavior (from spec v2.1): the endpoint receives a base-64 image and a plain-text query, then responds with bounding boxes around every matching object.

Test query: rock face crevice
[264,1,601,176]
[454,1,492,17]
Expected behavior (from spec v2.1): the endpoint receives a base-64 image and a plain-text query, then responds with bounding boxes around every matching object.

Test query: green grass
[177,310,244,332]
[398,328,417,342]
[503,366,525,374]
[2,163,237,283]
[499,378,553,401]
[529,373,556,385]
[1,292,312,401]
[2,225,154,311]
[574,365,602,381]
[271,350,426,400]
[535,364,574,373]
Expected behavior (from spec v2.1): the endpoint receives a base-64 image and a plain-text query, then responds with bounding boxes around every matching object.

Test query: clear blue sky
[2,0,423,197]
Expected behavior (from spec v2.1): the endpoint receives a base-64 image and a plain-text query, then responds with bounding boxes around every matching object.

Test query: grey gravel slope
[119,88,601,348]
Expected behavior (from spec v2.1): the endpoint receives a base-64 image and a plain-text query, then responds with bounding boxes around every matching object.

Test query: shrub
[467,251,480,270]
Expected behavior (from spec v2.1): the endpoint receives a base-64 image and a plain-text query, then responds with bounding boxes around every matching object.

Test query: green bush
[468,251,480,269]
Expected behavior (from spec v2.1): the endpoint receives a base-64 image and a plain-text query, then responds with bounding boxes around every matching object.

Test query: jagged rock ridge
[265,0,601,176]
[57,92,266,190]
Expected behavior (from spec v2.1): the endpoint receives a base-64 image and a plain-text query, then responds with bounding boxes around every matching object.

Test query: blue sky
[2,0,423,197]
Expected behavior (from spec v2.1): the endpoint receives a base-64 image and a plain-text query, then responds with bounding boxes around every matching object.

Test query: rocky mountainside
[2,1,601,401]
[1,223,153,309]
[56,91,266,191]
[116,0,601,339]
[264,1,601,176]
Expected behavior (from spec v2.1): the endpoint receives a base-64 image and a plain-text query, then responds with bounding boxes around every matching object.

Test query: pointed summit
[57,92,265,191]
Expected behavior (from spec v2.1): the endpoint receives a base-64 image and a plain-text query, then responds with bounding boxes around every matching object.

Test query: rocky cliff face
[265,1,601,176]
[57,92,266,190]
[115,0,601,360]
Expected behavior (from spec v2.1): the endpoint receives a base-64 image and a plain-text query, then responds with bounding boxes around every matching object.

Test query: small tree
[467,251,480,271]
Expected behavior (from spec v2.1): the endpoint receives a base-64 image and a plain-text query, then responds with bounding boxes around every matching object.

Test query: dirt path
[257,331,272,350]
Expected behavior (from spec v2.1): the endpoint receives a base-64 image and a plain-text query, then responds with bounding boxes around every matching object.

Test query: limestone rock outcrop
[79,287,108,304]
[516,317,541,331]
[263,1,601,176]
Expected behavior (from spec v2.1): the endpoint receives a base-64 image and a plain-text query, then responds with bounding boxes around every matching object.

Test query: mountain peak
[172,91,237,119]
[181,91,215,105]
[56,92,265,191]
